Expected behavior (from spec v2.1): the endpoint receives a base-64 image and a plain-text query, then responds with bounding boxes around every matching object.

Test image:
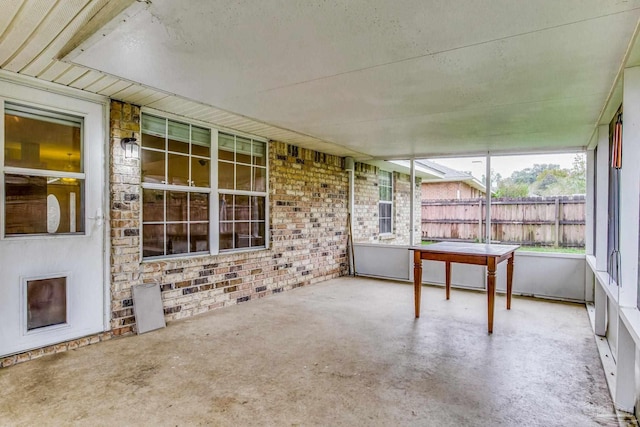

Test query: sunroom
[1,0,640,425]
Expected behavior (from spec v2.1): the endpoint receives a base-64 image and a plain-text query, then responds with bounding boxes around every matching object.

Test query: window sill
[142,246,268,263]
[378,234,395,241]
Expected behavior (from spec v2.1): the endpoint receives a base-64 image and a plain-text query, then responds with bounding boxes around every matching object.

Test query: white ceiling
[3,1,640,160]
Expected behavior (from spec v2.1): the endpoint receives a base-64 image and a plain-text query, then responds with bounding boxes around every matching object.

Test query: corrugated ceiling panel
[83,74,118,92]
[135,92,169,106]
[177,103,211,117]
[147,96,190,112]
[68,69,104,89]
[54,65,88,85]
[111,84,146,100]
[126,87,160,104]
[0,0,54,65]
[36,61,71,80]
[20,0,109,76]
[0,2,23,40]
[170,99,204,116]
[3,0,88,71]
[98,80,132,96]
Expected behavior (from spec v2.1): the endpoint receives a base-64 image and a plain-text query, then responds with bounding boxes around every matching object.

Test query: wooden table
[410,242,519,334]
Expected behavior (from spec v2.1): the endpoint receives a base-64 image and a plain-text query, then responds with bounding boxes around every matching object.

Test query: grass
[421,240,585,254]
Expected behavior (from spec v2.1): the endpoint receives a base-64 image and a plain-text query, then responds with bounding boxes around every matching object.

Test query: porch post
[410,158,416,245]
[485,154,491,243]
[595,124,609,271]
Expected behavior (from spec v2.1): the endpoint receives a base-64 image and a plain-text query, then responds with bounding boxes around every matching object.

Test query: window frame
[217,131,268,252]
[378,169,393,236]
[139,109,269,260]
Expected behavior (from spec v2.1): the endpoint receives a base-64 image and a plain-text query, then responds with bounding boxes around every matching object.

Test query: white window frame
[217,132,268,253]
[378,170,393,235]
[139,109,269,260]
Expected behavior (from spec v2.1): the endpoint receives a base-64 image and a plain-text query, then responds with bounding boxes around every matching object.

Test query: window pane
[253,167,266,192]
[167,191,188,222]
[219,221,234,250]
[380,203,392,218]
[192,126,211,151]
[167,223,188,255]
[142,133,165,150]
[252,141,266,166]
[190,223,209,252]
[168,138,189,154]
[190,193,209,222]
[191,157,210,187]
[5,110,81,172]
[5,174,84,235]
[193,145,210,158]
[141,149,165,183]
[236,137,252,164]
[141,114,167,138]
[235,222,251,248]
[250,196,265,221]
[168,153,189,186]
[143,224,165,257]
[251,222,265,247]
[218,133,235,161]
[143,189,164,222]
[236,164,251,191]
[235,195,250,221]
[167,120,190,143]
[218,161,234,190]
[47,179,84,234]
[27,277,66,330]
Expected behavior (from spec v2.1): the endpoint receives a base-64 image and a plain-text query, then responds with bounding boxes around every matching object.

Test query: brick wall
[421,181,480,200]
[108,101,349,335]
[353,162,421,245]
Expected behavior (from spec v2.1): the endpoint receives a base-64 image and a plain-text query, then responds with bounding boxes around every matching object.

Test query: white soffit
[65,0,640,159]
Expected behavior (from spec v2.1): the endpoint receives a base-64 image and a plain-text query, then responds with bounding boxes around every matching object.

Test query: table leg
[507,253,514,310]
[445,261,451,300]
[414,251,422,318]
[487,258,496,334]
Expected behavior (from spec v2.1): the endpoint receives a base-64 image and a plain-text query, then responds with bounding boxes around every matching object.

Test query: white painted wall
[354,243,587,302]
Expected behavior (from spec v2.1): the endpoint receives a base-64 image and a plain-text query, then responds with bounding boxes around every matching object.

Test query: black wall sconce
[121,132,139,159]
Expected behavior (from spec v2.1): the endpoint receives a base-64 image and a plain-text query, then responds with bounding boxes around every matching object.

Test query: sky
[430,153,583,181]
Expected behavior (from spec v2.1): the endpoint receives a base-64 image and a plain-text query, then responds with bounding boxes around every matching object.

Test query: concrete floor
[0,277,619,426]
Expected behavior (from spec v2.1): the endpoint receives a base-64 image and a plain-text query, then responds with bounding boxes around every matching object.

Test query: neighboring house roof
[416,160,487,194]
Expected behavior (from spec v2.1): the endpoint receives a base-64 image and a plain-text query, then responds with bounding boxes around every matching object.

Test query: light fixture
[121,132,139,159]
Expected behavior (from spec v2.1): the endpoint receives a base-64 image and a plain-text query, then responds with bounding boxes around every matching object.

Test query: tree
[510,164,561,185]
[493,156,586,197]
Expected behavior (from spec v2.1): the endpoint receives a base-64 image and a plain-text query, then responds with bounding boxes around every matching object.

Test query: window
[379,170,393,235]
[141,114,211,258]
[140,114,268,258]
[3,103,84,236]
[218,133,266,251]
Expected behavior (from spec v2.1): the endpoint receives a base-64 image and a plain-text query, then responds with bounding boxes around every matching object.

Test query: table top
[410,241,520,257]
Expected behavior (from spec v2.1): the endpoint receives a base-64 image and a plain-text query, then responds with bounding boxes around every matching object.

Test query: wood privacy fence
[421,196,586,247]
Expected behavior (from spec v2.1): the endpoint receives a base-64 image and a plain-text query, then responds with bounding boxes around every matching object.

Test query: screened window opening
[379,170,393,235]
[3,103,85,236]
